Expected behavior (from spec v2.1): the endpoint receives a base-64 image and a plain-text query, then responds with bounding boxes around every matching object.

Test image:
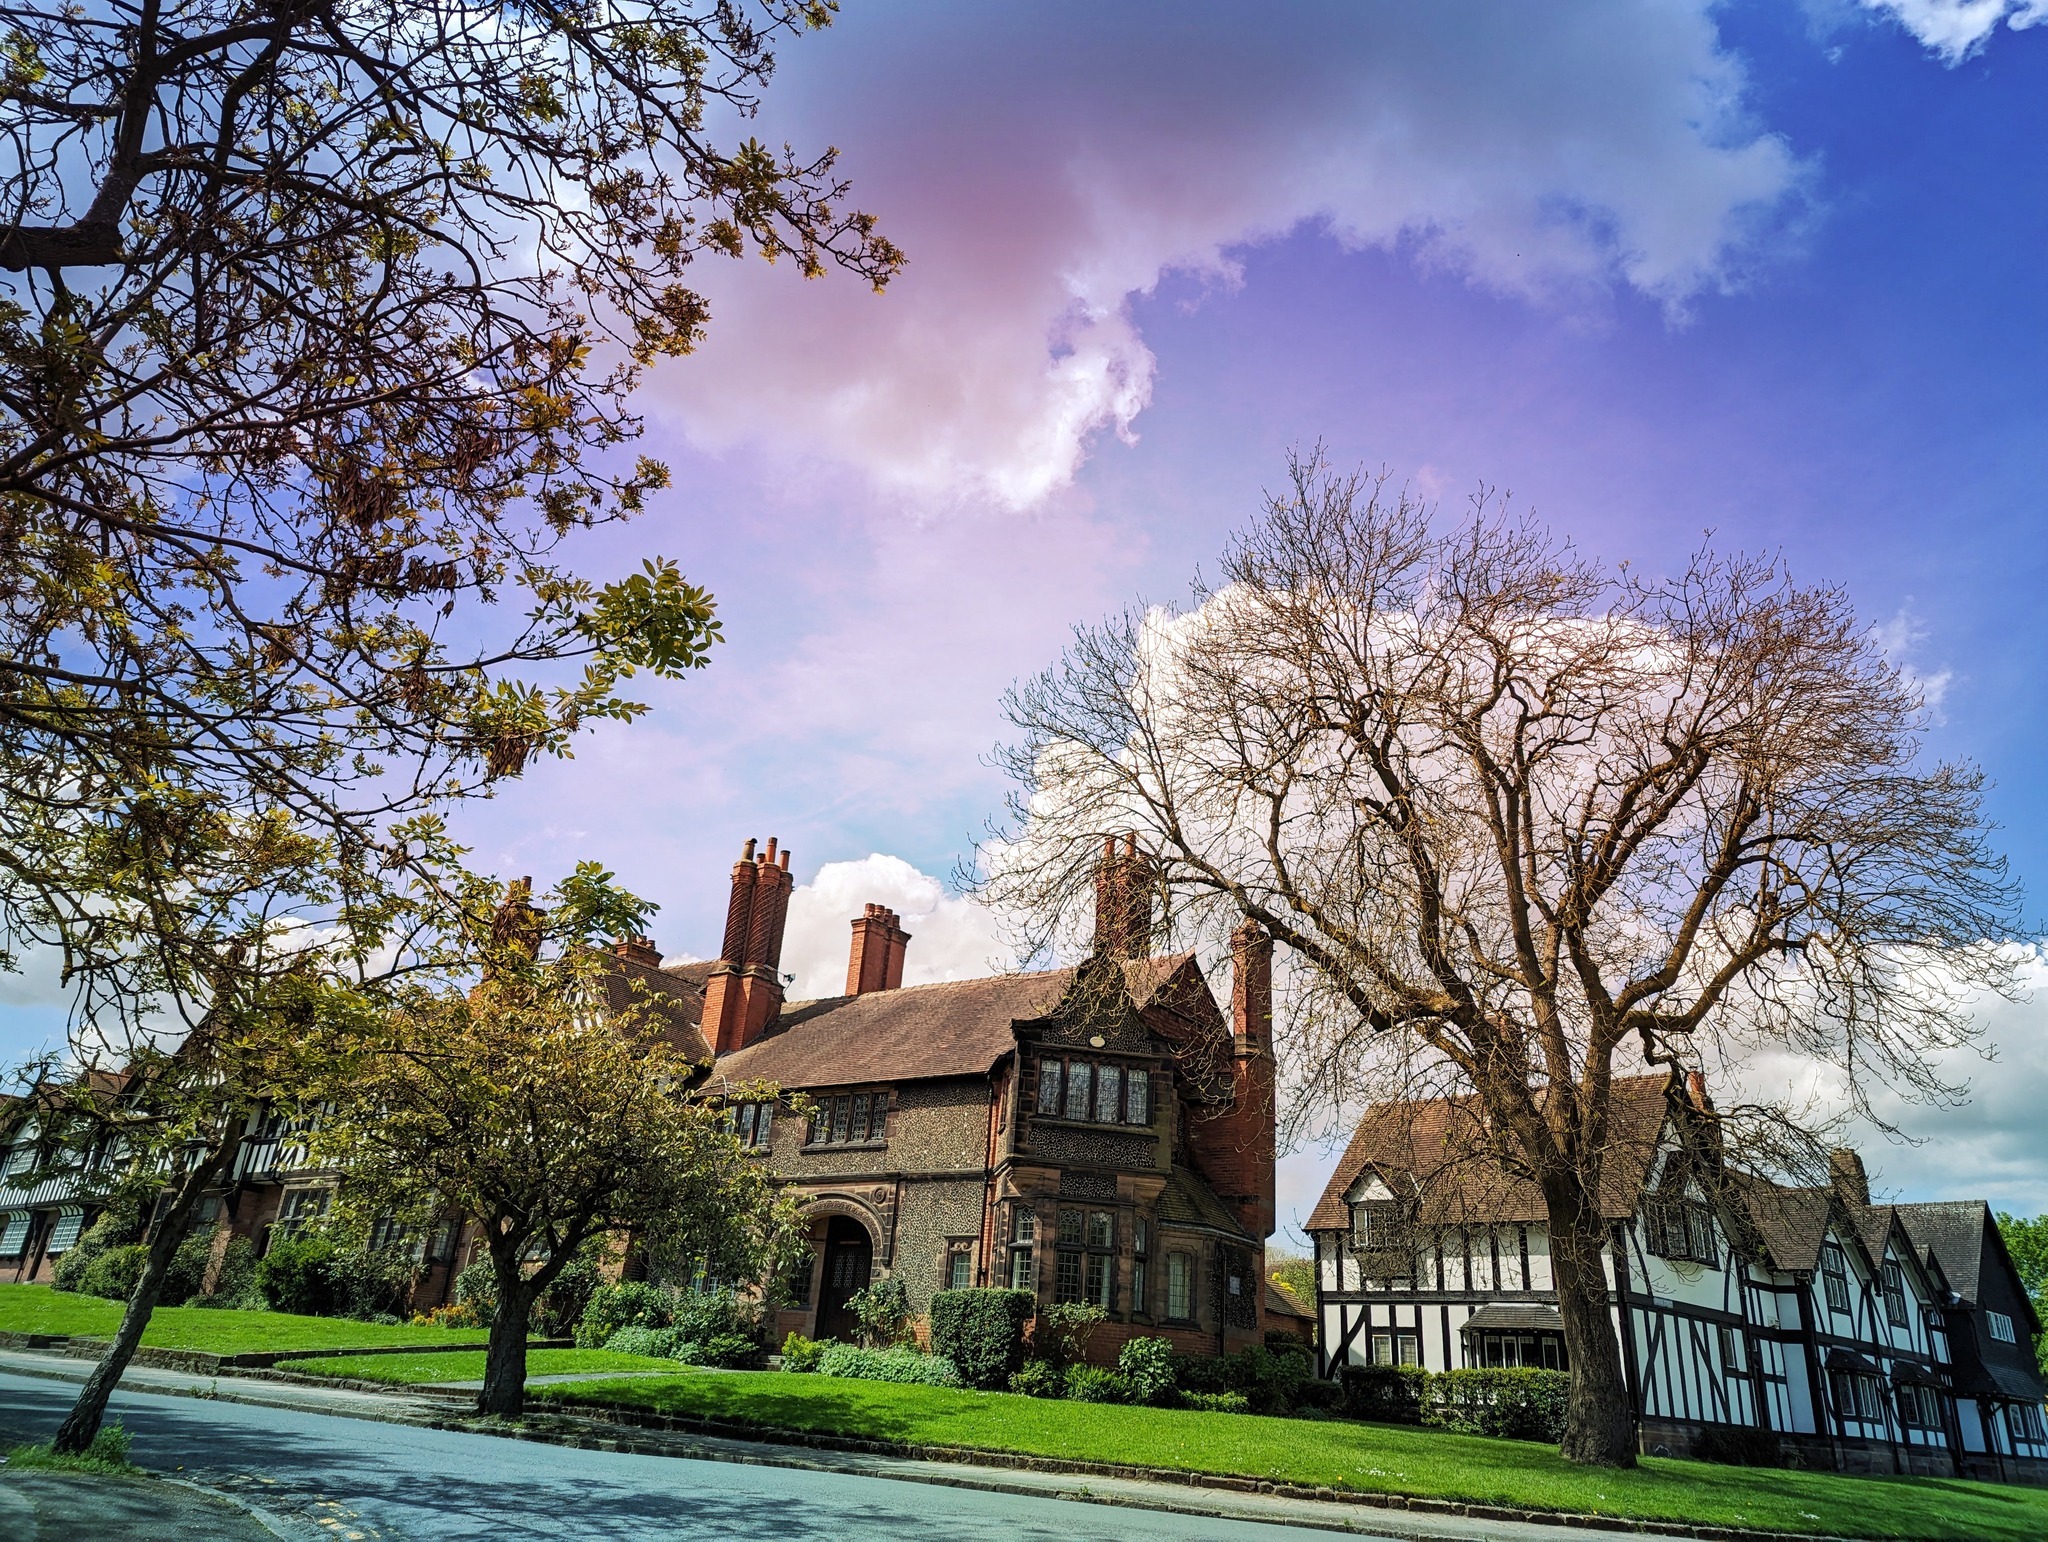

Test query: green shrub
[697,1331,759,1368]
[256,1234,342,1315]
[1234,1342,1310,1414]
[845,1277,911,1347]
[327,1246,413,1320]
[1036,1301,1106,1367]
[1341,1364,1428,1424]
[1424,1367,1570,1442]
[576,1281,674,1348]
[781,1332,825,1372]
[671,1287,755,1346]
[1180,1390,1250,1413]
[75,1243,148,1302]
[816,1342,962,1387]
[1064,1364,1130,1403]
[1116,1335,1178,1406]
[534,1256,602,1338]
[453,1257,498,1320]
[209,1236,260,1306]
[51,1186,154,1294]
[1007,1359,1064,1398]
[928,1288,1034,1390]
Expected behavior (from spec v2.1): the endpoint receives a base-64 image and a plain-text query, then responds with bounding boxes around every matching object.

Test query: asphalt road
[0,1371,1354,1541]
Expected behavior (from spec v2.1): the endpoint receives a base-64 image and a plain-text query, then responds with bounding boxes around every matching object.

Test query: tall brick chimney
[1186,920,1278,1250]
[1092,833,1154,960]
[702,837,794,1054]
[846,904,911,995]
[1829,1147,1870,1207]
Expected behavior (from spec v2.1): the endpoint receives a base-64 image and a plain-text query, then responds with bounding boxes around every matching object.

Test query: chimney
[846,904,913,995]
[1686,1070,1709,1111]
[1093,833,1154,960]
[1186,918,1278,1274]
[1829,1148,1870,1207]
[702,837,794,1055]
[614,935,663,968]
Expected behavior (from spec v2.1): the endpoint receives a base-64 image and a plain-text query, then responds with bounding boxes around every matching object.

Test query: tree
[987,451,2018,1466]
[1267,1249,1316,1313]
[1,0,893,1448]
[314,872,798,1417]
[1996,1212,2048,1380]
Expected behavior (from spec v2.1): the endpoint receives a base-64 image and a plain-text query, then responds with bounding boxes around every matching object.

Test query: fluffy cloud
[656,1,1807,508]
[1858,0,2048,63]
[778,854,1012,1001]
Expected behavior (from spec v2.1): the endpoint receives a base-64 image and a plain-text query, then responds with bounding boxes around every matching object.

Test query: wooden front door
[815,1216,873,1341]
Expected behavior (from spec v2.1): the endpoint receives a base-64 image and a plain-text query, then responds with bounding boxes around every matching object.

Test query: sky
[10,0,2048,1242]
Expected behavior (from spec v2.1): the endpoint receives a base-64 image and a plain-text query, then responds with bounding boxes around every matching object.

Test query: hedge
[816,1343,963,1387]
[1423,1367,1570,1442]
[1340,1363,1428,1423]
[927,1288,1034,1390]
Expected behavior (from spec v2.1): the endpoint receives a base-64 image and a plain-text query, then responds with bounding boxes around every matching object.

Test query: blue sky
[8,0,2048,1235]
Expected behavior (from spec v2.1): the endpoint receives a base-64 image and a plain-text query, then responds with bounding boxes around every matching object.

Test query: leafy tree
[988,451,2018,1466]
[314,871,801,1417]
[1,0,895,1450]
[1996,1211,2048,1379]
[1267,1250,1316,1313]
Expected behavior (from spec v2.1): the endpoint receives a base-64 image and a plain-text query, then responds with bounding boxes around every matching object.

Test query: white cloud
[1858,0,2048,63]
[656,1,1808,508]
[778,854,1012,1001]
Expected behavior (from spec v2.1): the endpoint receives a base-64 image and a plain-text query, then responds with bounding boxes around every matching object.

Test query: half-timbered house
[1308,1075,2048,1482]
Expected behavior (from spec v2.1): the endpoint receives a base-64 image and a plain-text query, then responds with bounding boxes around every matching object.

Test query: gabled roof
[713,969,1076,1090]
[1305,1076,1674,1232]
[1726,1173,1834,1274]
[1894,1199,2044,1335]
[606,953,713,1062]
[1264,1278,1313,1321]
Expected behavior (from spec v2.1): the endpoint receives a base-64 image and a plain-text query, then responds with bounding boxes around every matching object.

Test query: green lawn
[0,1284,493,1355]
[535,1371,2048,1542]
[284,1348,691,1384]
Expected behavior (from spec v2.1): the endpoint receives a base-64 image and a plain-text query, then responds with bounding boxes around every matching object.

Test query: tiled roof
[1892,1200,1992,1302]
[1461,1302,1564,1334]
[1264,1278,1313,1320]
[1726,1173,1833,1274]
[607,954,712,1062]
[1305,1076,1673,1232]
[1157,1163,1255,1240]
[713,969,1077,1090]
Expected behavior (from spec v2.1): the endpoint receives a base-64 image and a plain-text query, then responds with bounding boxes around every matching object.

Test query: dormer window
[1352,1200,1401,1252]
[1882,1261,1909,1327]
[729,1100,774,1149]
[1647,1196,1718,1267]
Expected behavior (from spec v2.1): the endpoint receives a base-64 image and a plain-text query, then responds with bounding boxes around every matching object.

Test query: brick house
[649,834,1282,1360]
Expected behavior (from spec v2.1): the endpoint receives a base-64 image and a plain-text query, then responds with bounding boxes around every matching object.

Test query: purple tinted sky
[9,1,2048,1232]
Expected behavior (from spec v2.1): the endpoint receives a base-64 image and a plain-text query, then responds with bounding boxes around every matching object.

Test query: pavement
[0,1349,1707,1542]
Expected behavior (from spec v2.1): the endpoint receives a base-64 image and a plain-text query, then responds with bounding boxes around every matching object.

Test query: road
[0,1370,1360,1541]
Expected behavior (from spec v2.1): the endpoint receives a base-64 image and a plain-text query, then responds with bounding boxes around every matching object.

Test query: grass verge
[534,1370,2048,1542]
[4,1421,140,1476]
[283,1348,693,1384]
[0,1283,495,1355]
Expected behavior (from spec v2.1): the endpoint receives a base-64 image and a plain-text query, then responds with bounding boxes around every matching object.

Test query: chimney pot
[847,902,913,995]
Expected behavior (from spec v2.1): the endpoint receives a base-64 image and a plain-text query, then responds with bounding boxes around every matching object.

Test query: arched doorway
[815,1215,874,1341]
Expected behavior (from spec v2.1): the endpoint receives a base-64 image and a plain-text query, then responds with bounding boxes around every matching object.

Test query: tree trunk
[1546,1191,1638,1468]
[477,1252,535,1419]
[52,1123,239,1454]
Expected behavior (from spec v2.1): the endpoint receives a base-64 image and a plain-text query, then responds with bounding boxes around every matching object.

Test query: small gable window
[1882,1261,1909,1327]
[1035,1057,1154,1126]
[1988,1309,2017,1344]
[1646,1197,1717,1267]
[729,1101,774,1148]
[1821,1242,1852,1314]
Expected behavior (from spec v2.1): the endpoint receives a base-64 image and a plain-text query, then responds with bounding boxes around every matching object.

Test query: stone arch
[800,1189,893,1266]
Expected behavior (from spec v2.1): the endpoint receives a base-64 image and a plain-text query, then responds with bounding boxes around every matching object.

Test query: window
[1647,1198,1717,1266]
[1351,1200,1403,1252]
[1372,1330,1419,1366]
[1008,1208,1037,1293]
[730,1101,775,1148]
[1829,1370,1884,1423]
[1719,1324,1748,1375]
[1821,1243,1851,1314]
[1898,1382,1941,1429]
[1166,1251,1195,1320]
[1988,1309,2018,1344]
[2013,1401,2047,1442]
[368,1212,410,1253]
[1056,1209,1115,1308]
[1055,1248,1085,1304]
[947,1245,974,1292]
[0,1212,26,1257]
[1372,1331,1394,1365]
[1131,1216,1150,1318]
[1883,1262,1909,1327]
[1035,1057,1153,1126]
[809,1092,885,1146]
[273,1187,330,1241]
[46,1207,84,1253]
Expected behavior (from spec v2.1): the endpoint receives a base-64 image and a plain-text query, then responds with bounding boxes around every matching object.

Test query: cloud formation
[779,854,1012,1001]
[657,1,1807,508]
[1858,0,2048,64]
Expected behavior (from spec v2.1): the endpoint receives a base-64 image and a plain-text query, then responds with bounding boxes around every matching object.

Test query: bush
[575,1281,673,1348]
[1180,1390,1250,1414]
[1007,1360,1064,1398]
[1341,1364,1428,1424]
[697,1332,760,1369]
[51,1186,154,1295]
[256,1234,341,1316]
[1424,1367,1570,1442]
[1036,1301,1106,1368]
[671,1287,755,1347]
[534,1256,602,1339]
[413,1300,485,1330]
[928,1288,1033,1391]
[330,1247,414,1321]
[75,1243,148,1302]
[1117,1335,1178,1406]
[844,1277,911,1347]
[817,1342,962,1387]
[453,1257,499,1321]
[1064,1364,1130,1403]
[781,1332,825,1373]
[204,1237,262,1308]
[1233,1342,1311,1415]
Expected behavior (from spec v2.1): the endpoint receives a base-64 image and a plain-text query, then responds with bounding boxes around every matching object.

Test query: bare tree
[987,450,2020,1467]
